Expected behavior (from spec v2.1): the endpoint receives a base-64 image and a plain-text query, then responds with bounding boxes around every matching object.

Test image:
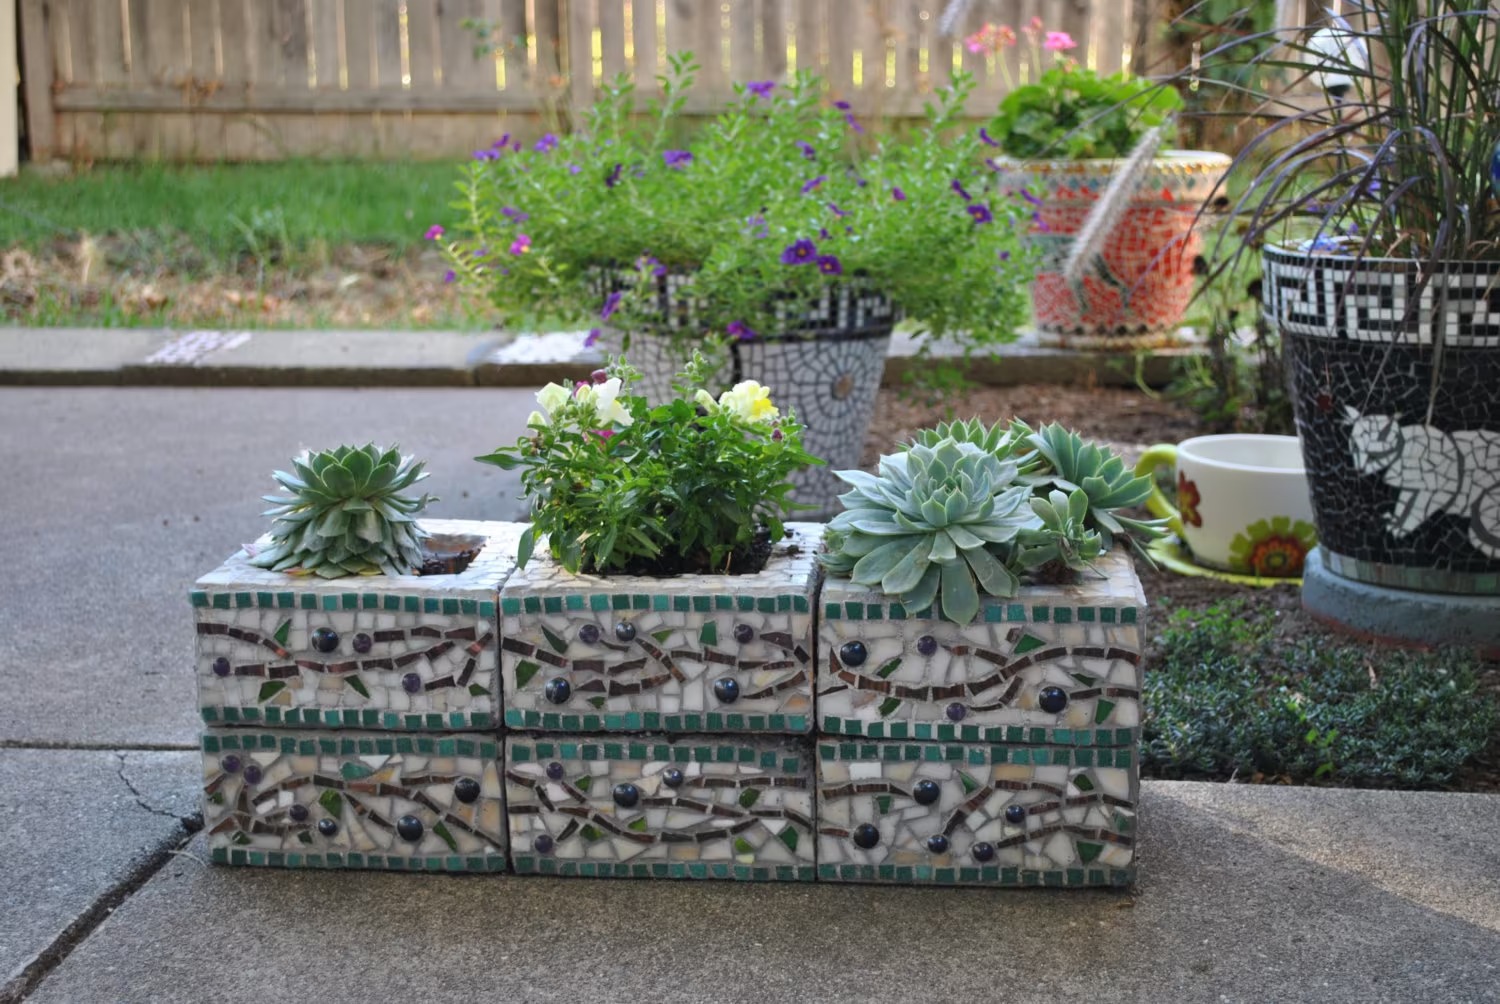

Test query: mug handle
[1133,444,1184,537]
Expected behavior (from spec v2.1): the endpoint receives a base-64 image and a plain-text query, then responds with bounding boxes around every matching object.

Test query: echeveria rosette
[908,416,1043,476]
[823,440,1033,625]
[1025,423,1168,559]
[1014,487,1105,574]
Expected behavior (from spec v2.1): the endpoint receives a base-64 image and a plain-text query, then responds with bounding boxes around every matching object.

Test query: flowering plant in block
[477,349,818,577]
[972,19,1182,159]
[435,53,1034,352]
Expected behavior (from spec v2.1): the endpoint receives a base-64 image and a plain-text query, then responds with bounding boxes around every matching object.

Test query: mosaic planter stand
[500,524,823,735]
[192,520,521,731]
[202,729,507,871]
[505,734,816,880]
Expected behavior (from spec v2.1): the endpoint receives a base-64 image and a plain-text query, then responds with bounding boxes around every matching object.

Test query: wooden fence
[21,0,1156,161]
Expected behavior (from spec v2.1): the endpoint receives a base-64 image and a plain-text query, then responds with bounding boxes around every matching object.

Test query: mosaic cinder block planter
[816,551,1144,743]
[202,729,506,871]
[192,520,520,731]
[501,524,822,734]
[816,739,1137,887]
[505,734,816,880]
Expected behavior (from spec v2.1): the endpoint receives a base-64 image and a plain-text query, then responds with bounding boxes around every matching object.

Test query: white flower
[693,389,719,412]
[574,377,634,427]
[717,380,779,423]
[525,410,546,428]
[535,381,571,419]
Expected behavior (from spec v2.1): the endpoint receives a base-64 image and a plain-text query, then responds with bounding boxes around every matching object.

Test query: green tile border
[815,740,1135,768]
[192,591,495,619]
[509,857,815,881]
[814,862,1133,887]
[203,707,493,732]
[821,600,1142,623]
[210,845,508,872]
[817,719,1138,748]
[509,737,803,774]
[498,592,813,618]
[504,708,810,735]
[202,732,501,760]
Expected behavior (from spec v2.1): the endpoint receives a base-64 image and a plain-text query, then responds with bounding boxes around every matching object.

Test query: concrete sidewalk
[0,326,1202,388]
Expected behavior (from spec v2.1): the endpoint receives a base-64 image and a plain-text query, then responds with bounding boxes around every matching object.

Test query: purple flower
[663,150,693,169]
[472,148,498,161]
[636,253,667,277]
[834,100,864,134]
[1031,212,1050,233]
[501,206,530,223]
[1020,189,1043,207]
[816,254,843,276]
[967,203,993,224]
[605,163,623,187]
[600,291,622,320]
[744,215,770,239]
[424,225,444,240]
[780,239,818,265]
[999,250,1011,261]
[828,203,849,218]
[568,163,582,175]
[819,227,832,240]
[771,428,783,441]
[584,328,602,348]
[747,80,775,99]
[509,233,532,255]
[796,141,816,161]
[801,175,826,194]
[443,269,456,283]
[534,133,558,152]
[952,179,972,200]
[511,139,522,152]
[979,127,1000,148]
[726,320,757,341]
[893,187,906,202]
[492,134,511,149]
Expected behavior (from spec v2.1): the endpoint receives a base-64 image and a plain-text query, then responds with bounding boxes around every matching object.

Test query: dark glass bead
[534,834,555,854]
[352,633,373,654]
[852,823,880,849]
[1005,804,1027,825]
[454,778,481,804]
[219,755,241,774]
[310,627,340,653]
[663,768,685,788]
[916,635,938,657]
[242,763,263,785]
[713,678,740,703]
[612,782,640,808]
[401,672,423,695]
[544,678,571,704]
[578,624,600,645]
[1038,686,1069,714]
[317,818,339,837]
[839,640,867,667]
[545,762,565,781]
[211,657,231,677]
[733,624,755,644]
[912,779,941,806]
[396,815,425,842]
[289,804,309,823]
[614,622,636,642]
[972,841,995,862]
[945,703,967,722]
[926,834,950,854]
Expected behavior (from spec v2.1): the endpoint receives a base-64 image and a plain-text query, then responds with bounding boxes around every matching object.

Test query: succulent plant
[822,438,1033,624]
[1015,487,1105,577]
[908,416,1043,474]
[248,444,436,578]
[1026,423,1167,557]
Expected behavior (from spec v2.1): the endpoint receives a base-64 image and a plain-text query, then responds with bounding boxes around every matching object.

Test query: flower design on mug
[1177,471,1203,528]
[1228,517,1318,577]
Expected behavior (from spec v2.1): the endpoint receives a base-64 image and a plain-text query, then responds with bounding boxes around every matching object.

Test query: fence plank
[406,0,442,89]
[218,0,252,85]
[18,0,56,157]
[566,0,594,107]
[758,0,786,78]
[59,0,94,83]
[184,0,218,80]
[139,0,189,86]
[370,0,402,89]
[497,0,529,90]
[442,0,497,92]
[532,0,563,86]
[629,0,658,89]
[306,0,340,88]
[597,0,626,82]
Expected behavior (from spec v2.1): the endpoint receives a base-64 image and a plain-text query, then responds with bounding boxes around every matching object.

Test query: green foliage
[907,416,1042,474]
[1015,488,1104,572]
[1024,422,1167,560]
[442,55,1036,350]
[478,352,817,575]
[249,444,435,578]
[1142,602,1498,788]
[988,66,1184,159]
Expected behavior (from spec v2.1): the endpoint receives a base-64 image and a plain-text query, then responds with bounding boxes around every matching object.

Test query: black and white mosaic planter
[1264,248,1500,623]
[500,524,822,735]
[505,734,815,880]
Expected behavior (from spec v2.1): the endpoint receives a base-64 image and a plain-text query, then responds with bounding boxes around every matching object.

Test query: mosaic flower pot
[599,271,898,518]
[202,729,506,871]
[996,152,1229,349]
[192,520,520,732]
[505,734,815,881]
[816,738,1136,887]
[501,524,822,735]
[816,551,1144,743]
[1263,247,1500,613]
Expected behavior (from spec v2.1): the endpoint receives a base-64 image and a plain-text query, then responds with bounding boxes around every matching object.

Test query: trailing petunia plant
[821,418,1167,622]
[436,53,1036,353]
[477,348,818,577]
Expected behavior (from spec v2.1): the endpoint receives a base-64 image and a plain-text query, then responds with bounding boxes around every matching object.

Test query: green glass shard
[875,658,902,679]
[628,817,648,832]
[878,697,901,717]
[296,830,313,845]
[273,619,291,647]
[340,763,374,781]
[739,788,760,808]
[958,770,979,794]
[344,676,370,699]
[574,775,592,792]
[231,832,252,845]
[651,628,673,643]
[733,837,754,855]
[588,696,606,709]
[468,683,490,696]
[433,822,458,852]
[258,681,286,702]
[1076,841,1103,864]
[580,824,602,842]
[1093,699,1116,725]
[1073,774,1095,792]
[1070,672,1099,685]
[208,791,224,805]
[540,625,568,654]
[1014,634,1046,654]
[514,660,541,689]
[876,794,892,815]
[318,790,343,818]
[698,621,717,646]
[778,827,799,853]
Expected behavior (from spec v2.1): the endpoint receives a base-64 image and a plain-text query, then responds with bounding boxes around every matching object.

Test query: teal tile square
[523,596,541,614]
[888,722,908,739]
[865,603,882,620]
[442,598,459,615]
[322,595,339,611]
[234,592,253,608]
[384,595,401,611]
[913,723,933,740]
[423,598,440,614]
[693,595,710,612]
[479,600,496,619]
[673,596,691,612]
[590,594,610,611]
[190,590,208,608]
[844,601,864,620]
[255,591,274,607]
[461,599,478,614]
[300,594,318,610]
[632,594,650,609]
[794,595,809,613]
[825,603,841,620]
[888,603,906,619]
[1078,607,1095,622]
[984,604,1003,623]
[682,713,702,731]
[1122,608,1138,624]
[1007,603,1025,622]
[1031,605,1049,622]
[842,719,860,735]
[757,597,776,613]
[823,715,842,733]
[1054,607,1073,624]
[211,593,231,610]
[725,713,745,729]
[737,596,754,611]
[543,596,563,614]
[866,722,884,739]
[1101,608,1116,623]
[359,593,377,609]
[405,596,420,613]
[565,594,585,611]
[715,595,733,610]
[653,595,670,611]
[613,594,631,610]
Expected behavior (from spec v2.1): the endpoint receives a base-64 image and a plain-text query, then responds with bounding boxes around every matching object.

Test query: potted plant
[814,418,1164,886]
[481,354,821,880]
[192,445,521,871]
[1200,0,1500,647]
[438,54,1035,516]
[975,19,1229,348]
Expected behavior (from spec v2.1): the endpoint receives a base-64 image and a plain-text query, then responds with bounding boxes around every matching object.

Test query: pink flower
[1044,31,1076,51]
[509,233,531,255]
[424,224,444,240]
[964,26,991,54]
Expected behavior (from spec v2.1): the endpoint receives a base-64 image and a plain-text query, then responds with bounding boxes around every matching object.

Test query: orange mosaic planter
[996,152,1229,349]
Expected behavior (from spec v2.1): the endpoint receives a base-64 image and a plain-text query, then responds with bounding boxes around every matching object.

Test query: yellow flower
[717,380,779,424]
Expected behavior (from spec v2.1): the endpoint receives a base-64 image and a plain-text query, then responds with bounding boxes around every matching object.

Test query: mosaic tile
[501,525,823,735]
[818,552,1144,741]
[816,739,1136,886]
[193,520,521,730]
[202,729,506,871]
[506,734,815,880]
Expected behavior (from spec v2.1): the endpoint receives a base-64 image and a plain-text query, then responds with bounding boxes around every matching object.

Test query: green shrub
[1142,602,1496,788]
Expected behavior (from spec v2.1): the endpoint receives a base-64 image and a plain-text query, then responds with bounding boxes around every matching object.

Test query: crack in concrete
[0,739,197,751]
[114,752,200,826]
